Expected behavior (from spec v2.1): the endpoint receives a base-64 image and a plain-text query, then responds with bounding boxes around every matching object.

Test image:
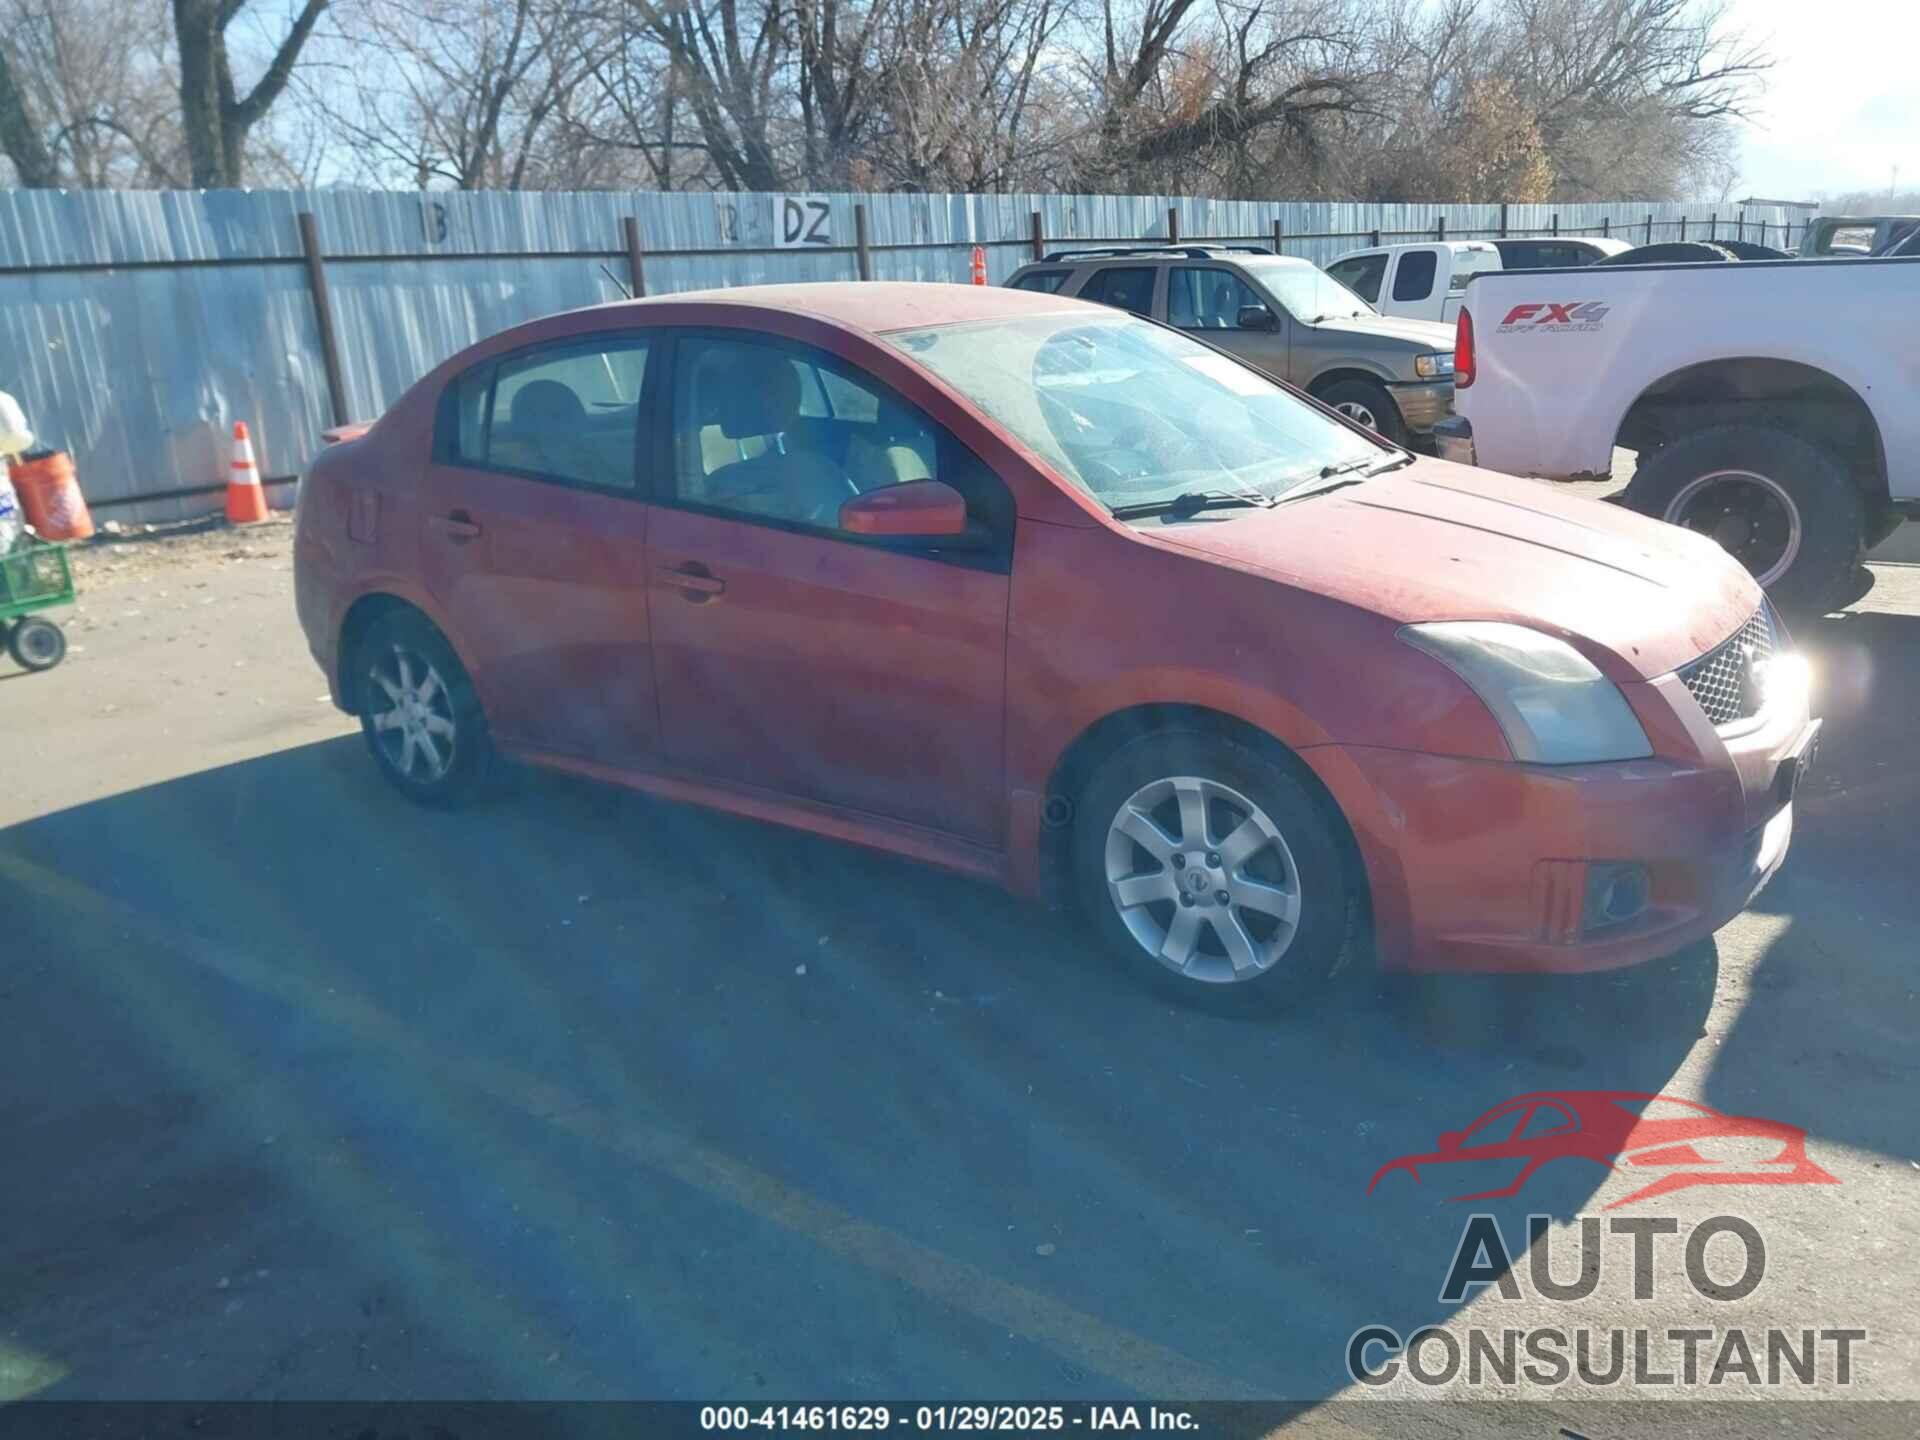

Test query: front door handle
[658,562,726,601]
[431,510,483,542]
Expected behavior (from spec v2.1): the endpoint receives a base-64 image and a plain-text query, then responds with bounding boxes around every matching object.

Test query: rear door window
[1391,250,1438,301]
[443,335,650,491]
[1074,266,1157,317]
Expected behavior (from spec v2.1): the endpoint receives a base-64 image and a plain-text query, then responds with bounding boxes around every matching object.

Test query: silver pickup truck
[1005,245,1458,446]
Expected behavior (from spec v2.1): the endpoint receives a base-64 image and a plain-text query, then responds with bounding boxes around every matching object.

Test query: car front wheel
[1317,379,1407,446]
[1072,729,1359,1009]
[354,608,496,806]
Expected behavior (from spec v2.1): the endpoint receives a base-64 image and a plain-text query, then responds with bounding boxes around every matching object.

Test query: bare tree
[0,0,184,186]
[172,0,327,186]
[302,0,585,189]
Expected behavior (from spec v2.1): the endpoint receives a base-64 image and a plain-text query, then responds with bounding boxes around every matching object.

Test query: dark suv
[1004,245,1458,444]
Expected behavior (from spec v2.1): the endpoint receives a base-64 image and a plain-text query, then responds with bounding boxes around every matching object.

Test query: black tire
[1316,378,1407,446]
[7,617,65,671]
[353,607,496,807]
[1071,728,1360,1011]
[1623,424,1864,618]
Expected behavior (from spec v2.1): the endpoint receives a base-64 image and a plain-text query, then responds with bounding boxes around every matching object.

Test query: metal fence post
[1709,213,1717,240]
[622,216,647,298]
[1272,218,1283,253]
[1499,203,1509,238]
[1550,214,1559,236]
[1436,214,1446,241]
[1601,216,1610,237]
[1737,209,1745,242]
[1030,211,1044,261]
[296,211,349,428]
[1370,227,1380,246]
[1645,213,1654,244]
[1167,206,1179,244]
[854,203,873,280]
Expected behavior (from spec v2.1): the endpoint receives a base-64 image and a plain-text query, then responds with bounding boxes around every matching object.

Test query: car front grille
[1678,606,1777,727]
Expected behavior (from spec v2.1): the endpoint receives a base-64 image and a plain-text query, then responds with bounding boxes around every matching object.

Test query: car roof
[606,280,1092,334]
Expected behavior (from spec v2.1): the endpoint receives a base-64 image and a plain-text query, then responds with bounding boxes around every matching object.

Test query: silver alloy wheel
[1334,400,1380,431]
[1663,469,1803,588]
[366,644,457,783]
[1103,774,1304,984]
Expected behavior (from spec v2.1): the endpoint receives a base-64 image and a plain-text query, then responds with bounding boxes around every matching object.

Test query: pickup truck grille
[1678,606,1776,727]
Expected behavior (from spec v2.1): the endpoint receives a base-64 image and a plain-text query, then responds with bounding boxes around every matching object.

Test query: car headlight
[1413,352,1455,379]
[1400,622,1652,763]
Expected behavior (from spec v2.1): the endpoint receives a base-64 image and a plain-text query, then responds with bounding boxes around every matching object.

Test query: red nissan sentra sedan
[294,282,1818,1007]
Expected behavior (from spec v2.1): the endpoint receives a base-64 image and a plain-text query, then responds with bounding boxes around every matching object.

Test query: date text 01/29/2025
[699,1405,1201,1432]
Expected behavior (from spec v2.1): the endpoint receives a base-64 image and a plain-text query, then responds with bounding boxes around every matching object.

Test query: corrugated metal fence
[0,189,1801,521]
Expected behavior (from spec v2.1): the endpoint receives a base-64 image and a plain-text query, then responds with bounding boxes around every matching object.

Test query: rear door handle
[657,562,726,600]
[431,510,483,542]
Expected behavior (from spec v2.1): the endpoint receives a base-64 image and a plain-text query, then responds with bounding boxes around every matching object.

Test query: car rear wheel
[354,608,496,806]
[1316,379,1406,446]
[1072,729,1359,1009]
[1624,424,1863,619]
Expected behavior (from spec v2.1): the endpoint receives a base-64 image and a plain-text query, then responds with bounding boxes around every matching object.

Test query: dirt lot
[2,514,1917,1434]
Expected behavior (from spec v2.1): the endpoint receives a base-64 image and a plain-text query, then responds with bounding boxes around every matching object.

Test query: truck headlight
[1400,622,1653,764]
[1413,352,1455,379]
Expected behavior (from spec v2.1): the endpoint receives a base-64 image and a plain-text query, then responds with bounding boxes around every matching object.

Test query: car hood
[1310,312,1455,351]
[1145,460,1760,680]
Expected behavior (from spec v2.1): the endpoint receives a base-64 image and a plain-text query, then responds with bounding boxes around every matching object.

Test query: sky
[1730,0,1917,202]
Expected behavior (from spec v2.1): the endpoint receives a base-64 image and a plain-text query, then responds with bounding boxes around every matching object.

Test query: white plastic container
[0,458,22,551]
[0,390,32,458]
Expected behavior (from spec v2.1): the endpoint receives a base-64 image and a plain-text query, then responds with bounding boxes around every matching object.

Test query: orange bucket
[10,451,94,541]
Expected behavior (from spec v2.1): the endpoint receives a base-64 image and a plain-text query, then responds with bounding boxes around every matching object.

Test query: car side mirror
[1237,304,1278,332]
[839,478,968,541]
[1438,1130,1464,1153]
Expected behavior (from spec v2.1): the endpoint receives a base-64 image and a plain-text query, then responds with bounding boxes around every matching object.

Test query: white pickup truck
[1433,256,1920,615]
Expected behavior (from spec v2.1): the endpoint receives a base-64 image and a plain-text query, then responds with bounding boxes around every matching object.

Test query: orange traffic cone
[225,421,270,525]
[970,246,987,285]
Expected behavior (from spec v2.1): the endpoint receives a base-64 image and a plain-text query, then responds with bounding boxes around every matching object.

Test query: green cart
[0,538,73,671]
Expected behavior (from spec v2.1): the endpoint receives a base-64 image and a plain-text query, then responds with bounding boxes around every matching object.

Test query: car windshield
[886,311,1382,513]
[1238,257,1378,321]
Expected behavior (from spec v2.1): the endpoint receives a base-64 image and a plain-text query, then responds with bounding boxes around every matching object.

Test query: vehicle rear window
[1449,248,1501,291]
[1391,251,1437,301]
[1011,269,1071,293]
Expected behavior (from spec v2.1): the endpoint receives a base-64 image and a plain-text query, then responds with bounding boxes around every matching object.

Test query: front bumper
[1387,380,1455,435]
[1302,697,1818,974]
[1431,415,1476,466]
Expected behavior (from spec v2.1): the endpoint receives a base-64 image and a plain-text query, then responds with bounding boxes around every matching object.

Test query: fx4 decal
[1496,302,1611,332]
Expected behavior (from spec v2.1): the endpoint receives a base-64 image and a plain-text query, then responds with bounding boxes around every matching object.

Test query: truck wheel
[1317,379,1406,446]
[1624,425,1863,618]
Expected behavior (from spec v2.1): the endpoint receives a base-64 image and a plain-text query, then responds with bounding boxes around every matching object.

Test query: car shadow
[0,730,1726,1404]
[1690,605,1920,1164]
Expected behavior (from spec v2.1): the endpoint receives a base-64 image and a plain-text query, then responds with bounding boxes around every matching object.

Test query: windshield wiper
[1274,452,1413,505]
[1109,490,1274,520]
